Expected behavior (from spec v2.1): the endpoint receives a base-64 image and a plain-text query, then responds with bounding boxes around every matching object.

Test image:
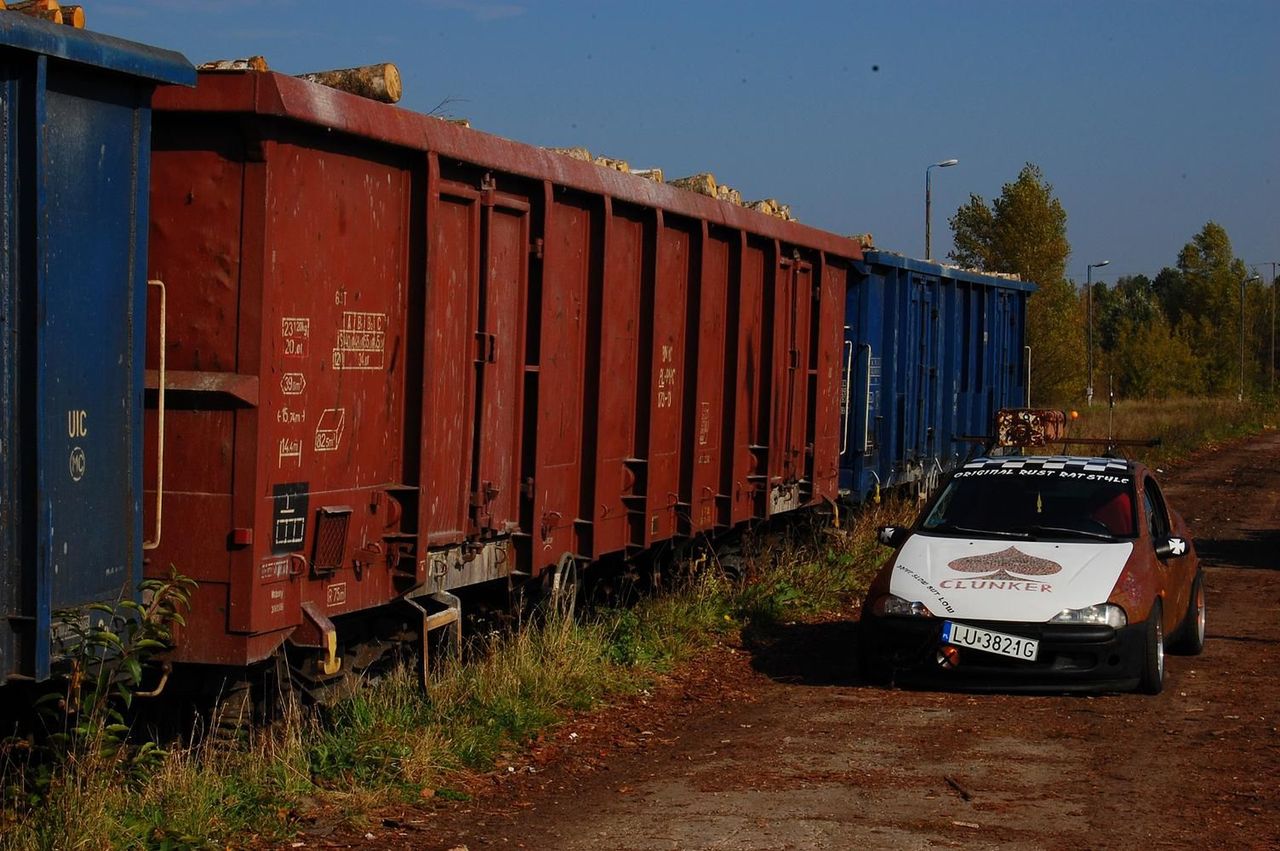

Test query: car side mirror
[1154,537,1187,560]
[877,525,910,548]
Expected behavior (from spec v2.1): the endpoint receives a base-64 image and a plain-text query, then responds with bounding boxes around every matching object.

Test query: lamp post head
[1089,260,1111,270]
[932,159,959,169]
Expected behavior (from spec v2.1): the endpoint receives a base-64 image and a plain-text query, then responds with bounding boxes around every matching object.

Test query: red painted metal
[144,70,862,668]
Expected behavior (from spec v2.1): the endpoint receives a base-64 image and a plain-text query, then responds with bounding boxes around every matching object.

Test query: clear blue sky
[99,0,1279,285]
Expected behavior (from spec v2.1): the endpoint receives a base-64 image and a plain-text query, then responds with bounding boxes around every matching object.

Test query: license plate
[941,621,1039,661]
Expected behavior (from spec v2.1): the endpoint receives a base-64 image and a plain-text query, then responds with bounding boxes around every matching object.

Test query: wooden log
[8,0,61,23]
[546,147,593,162]
[747,199,795,221]
[669,173,718,198]
[58,4,84,27]
[593,156,630,173]
[632,168,664,183]
[198,56,270,72]
[716,184,743,206]
[296,63,402,104]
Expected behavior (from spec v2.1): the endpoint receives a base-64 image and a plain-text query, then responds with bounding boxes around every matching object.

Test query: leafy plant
[40,570,196,779]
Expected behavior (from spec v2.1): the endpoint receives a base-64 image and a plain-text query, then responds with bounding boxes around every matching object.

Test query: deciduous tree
[949,163,1082,403]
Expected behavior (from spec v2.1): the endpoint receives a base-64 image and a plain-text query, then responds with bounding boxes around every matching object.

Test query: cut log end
[669,173,718,198]
[297,63,402,104]
[199,56,270,73]
[57,3,82,26]
[748,199,796,221]
[593,156,630,174]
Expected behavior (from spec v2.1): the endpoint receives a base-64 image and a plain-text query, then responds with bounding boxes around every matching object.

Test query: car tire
[1138,600,1165,695]
[1171,570,1206,656]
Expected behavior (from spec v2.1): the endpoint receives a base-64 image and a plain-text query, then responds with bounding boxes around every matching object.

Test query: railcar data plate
[941,621,1039,661]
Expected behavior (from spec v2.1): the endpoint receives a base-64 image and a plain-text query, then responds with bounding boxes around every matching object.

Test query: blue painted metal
[0,16,192,681]
[839,252,1034,503]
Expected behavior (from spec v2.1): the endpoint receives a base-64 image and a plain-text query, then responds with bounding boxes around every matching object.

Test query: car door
[1142,475,1188,632]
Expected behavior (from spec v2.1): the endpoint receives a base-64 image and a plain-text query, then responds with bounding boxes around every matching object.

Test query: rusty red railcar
[143,70,861,682]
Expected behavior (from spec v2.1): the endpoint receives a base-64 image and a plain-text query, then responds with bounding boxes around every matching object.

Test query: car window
[920,463,1137,540]
[1143,476,1171,543]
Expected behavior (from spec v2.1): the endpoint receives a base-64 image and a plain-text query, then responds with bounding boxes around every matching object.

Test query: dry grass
[0,498,972,848]
[1068,397,1277,468]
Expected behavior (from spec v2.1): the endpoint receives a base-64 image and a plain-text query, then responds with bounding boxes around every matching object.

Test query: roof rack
[956,408,1160,459]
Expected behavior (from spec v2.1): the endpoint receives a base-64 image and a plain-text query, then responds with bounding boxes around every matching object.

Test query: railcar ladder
[404,590,462,693]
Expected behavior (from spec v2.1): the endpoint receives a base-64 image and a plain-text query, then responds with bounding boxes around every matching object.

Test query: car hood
[887,533,1134,623]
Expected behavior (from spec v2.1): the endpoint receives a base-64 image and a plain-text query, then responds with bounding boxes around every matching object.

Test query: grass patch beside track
[0,503,914,849]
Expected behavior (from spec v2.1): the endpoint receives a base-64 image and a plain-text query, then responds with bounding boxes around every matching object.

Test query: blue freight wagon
[0,15,192,682]
[839,252,1034,503]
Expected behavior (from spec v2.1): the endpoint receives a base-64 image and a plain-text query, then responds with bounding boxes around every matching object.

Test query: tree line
[947,163,1276,404]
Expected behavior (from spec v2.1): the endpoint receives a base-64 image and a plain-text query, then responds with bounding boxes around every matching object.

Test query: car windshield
[920,463,1137,541]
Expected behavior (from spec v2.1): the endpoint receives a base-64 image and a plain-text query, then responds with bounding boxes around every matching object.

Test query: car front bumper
[859,614,1149,693]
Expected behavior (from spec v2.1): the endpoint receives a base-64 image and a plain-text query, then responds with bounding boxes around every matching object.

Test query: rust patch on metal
[995,408,1066,448]
[948,546,1063,579]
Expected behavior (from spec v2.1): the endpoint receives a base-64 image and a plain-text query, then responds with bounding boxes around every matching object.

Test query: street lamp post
[1240,273,1261,402]
[1086,260,1110,407]
[924,159,958,260]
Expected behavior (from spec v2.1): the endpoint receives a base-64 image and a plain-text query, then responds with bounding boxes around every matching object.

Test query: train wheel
[550,553,580,620]
[208,676,253,745]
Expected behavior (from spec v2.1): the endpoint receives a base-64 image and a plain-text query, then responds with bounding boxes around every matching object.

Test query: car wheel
[1138,600,1165,695]
[1170,571,1206,656]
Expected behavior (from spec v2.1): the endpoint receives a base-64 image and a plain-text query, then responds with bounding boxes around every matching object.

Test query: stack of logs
[4,1,802,225]
[543,148,795,221]
[2,0,87,27]
[2,2,817,229]
[196,55,404,105]
[545,148,665,183]
[668,172,795,222]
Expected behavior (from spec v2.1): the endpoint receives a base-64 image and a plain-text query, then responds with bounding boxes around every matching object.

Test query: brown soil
[317,430,1280,850]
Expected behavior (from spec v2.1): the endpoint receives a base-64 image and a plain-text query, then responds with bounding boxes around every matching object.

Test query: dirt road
[388,431,1280,850]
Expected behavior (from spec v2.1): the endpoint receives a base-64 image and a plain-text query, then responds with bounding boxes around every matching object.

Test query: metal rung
[424,610,459,632]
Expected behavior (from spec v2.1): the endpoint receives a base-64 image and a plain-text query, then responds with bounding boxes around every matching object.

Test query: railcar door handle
[840,335,853,456]
[144,279,166,551]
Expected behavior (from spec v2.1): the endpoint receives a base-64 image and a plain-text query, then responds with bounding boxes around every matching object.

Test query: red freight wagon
[143,69,861,683]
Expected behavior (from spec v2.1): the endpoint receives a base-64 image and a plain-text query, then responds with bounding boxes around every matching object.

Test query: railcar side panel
[423,182,481,546]
[531,192,592,568]
[589,203,645,556]
[474,192,531,538]
[144,69,862,670]
[811,259,845,502]
[0,18,192,681]
[838,253,1035,504]
[730,240,769,524]
[686,227,730,534]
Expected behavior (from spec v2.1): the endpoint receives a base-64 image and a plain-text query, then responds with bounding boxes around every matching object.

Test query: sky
[97,0,1279,286]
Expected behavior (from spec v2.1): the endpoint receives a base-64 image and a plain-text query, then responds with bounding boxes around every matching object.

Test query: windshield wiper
[922,523,1030,539]
[1023,524,1117,542]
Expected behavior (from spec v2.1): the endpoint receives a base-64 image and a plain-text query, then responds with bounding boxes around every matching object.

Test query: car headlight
[1048,603,1127,629]
[871,594,933,617]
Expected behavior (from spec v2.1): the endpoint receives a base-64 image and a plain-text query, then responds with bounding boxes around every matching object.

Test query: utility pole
[1086,260,1110,406]
[1241,273,1261,402]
